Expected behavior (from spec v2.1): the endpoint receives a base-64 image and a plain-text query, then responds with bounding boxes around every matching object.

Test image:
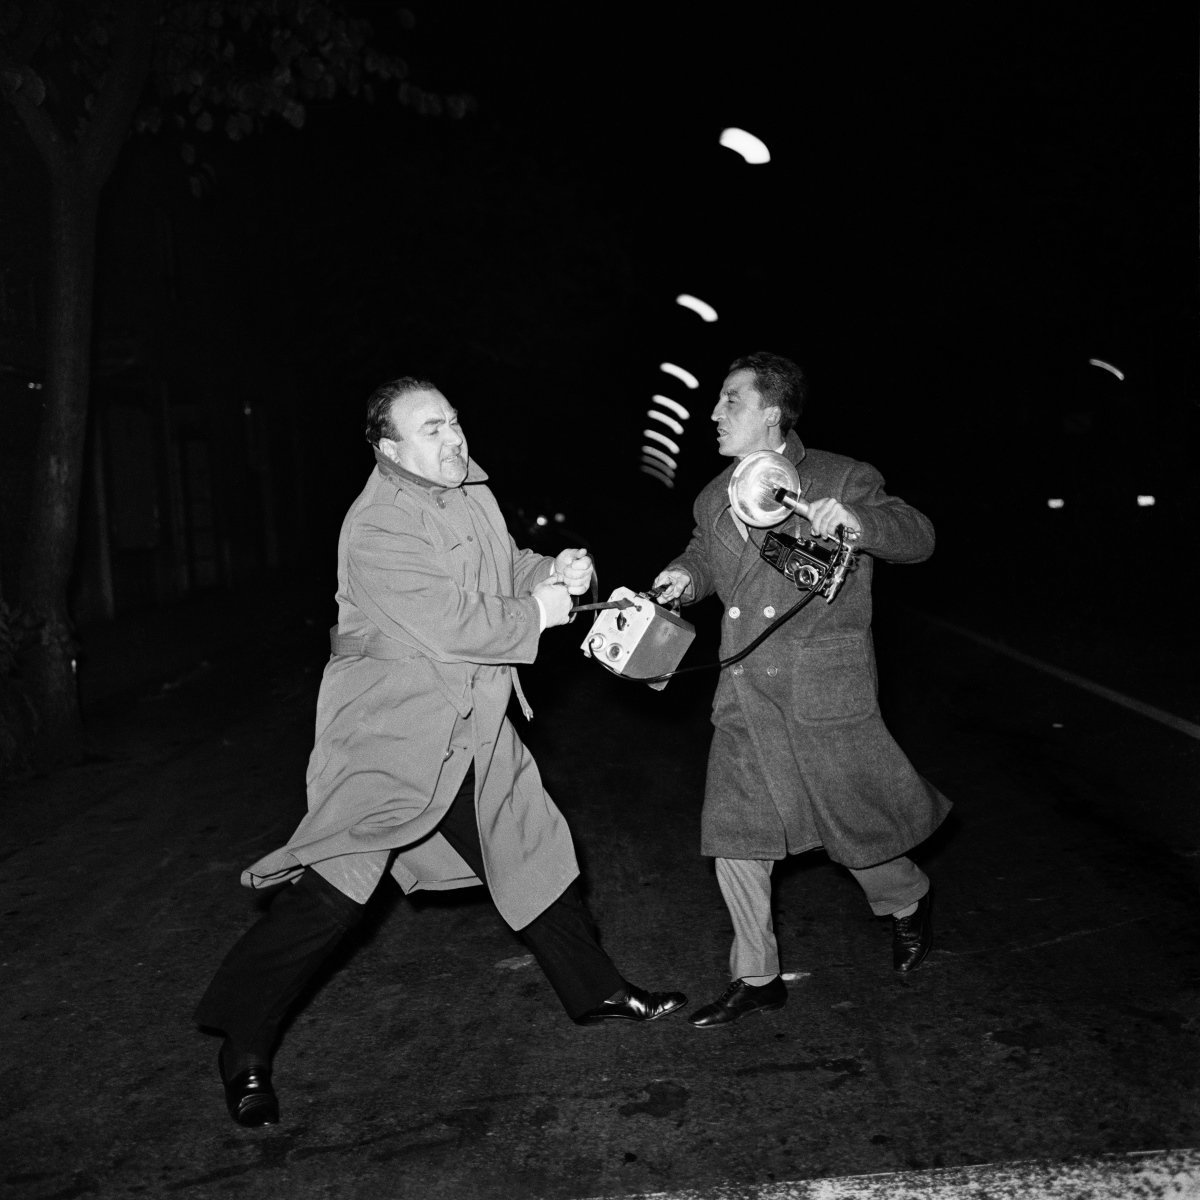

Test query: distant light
[640,464,675,488]
[652,393,692,421]
[719,127,771,164]
[1047,498,1065,509]
[554,512,565,522]
[1088,358,1125,381]
[647,408,685,436]
[640,454,676,479]
[27,381,42,390]
[675,294,719,322]
[643,429,680,455]
[1136,495,1156,507]
[659,362,699,390]
[243,403,253,416]
[535,515,548,526]
[641,445,678,471]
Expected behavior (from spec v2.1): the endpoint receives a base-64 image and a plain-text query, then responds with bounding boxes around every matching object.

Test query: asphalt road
[1,571,1198,1199]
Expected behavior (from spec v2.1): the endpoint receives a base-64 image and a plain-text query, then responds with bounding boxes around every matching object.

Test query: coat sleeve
[511,542,555,596]
[348,502,544,665]
[838,460,935,564]
[664,490,719,604]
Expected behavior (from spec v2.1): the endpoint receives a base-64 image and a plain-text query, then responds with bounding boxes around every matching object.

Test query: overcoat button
[767,666,779,677]
[764,605,776,618]
[731,664,744,676]
[729,607,741,619]
[442,749,453,761]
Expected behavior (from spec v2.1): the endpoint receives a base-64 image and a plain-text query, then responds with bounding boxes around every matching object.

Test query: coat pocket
[789,635,877,723]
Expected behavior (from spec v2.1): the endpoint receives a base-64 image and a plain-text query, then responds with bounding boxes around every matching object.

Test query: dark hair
[727,351,806,435]
[364,376,439,445]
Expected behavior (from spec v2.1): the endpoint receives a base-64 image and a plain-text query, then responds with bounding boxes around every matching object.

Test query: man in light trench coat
[653,351,951,1028]
[196,377,686,1126]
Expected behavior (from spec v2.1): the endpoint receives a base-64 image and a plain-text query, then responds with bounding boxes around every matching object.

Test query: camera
[759,531,857,603]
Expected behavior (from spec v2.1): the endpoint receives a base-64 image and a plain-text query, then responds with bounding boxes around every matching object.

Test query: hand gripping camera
[728,450,858,603]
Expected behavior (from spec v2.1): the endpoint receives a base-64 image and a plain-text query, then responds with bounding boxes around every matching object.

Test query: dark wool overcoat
[667,430,951,867]
[243,450,579,931]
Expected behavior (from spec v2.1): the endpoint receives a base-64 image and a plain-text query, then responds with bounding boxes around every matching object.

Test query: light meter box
[582,587,695,691]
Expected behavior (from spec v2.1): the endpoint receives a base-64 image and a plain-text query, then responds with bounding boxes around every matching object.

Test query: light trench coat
[668,430,951,869]
[243,450,578,930]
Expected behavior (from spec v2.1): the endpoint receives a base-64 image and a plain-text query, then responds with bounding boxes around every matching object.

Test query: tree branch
[0,57,71,174]
[77,0,161,184]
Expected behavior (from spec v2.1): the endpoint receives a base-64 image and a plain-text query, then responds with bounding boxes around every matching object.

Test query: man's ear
[377,438,401,463]
[763,404,782,430]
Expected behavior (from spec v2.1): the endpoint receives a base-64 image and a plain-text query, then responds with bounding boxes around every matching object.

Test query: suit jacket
[667,430,950,867]
[243,450,578,930]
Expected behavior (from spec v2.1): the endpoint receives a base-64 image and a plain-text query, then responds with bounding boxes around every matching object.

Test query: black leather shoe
[688,977,787,1027]
[220,1052,279,1127]
[892,889,933,973]
[573,981,687,1025]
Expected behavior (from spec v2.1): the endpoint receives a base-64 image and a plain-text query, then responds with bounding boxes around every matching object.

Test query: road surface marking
[581,1146,1200,1199]
[916,612,1200,741]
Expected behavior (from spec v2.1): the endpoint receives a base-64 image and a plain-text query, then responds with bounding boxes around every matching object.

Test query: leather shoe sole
[220,1054,279,1127]
[574,982,687,1025]
[892,889,933,973]
[689,977,788,1028]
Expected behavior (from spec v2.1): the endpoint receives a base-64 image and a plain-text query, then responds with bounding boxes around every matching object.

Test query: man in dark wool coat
[196,377,686,1126]
[653,351,951,1028]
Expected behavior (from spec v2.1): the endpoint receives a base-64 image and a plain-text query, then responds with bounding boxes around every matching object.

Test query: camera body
[760,531,856,602]
[582,587,695,690]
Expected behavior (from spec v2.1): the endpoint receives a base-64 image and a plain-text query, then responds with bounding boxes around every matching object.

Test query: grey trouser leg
[715,853,930,980]
[715,857,779,982]
[847,856,929,916]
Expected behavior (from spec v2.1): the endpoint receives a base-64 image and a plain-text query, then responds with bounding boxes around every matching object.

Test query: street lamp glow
[646,408,685,436]
[652,394,691,422]
[641,445,678,472]
[719,127,771,164]
[659,362,699,390]
[1136,495,1156,507]
[1047,498,1065,509]
[675,293,719,322]
[1088,358,1125,381]
[643,429,681,455]
[640,463,675,488]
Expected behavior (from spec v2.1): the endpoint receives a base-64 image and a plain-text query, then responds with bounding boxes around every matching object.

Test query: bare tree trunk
[19,168,101,761]
[3,0,157,764]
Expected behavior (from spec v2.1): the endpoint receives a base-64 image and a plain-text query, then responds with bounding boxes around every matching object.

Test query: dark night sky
[202,3,1197,554]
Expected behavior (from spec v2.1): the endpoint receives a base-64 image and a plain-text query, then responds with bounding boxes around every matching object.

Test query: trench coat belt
[327,626,534,722]
[329,628,420,660]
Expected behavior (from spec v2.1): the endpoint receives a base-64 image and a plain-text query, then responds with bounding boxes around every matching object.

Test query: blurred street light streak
[640,455,675,479]
[643,429,681,454]
[719,127,771,164]
[675,293,719,322]
[1088,358,1125,381]
[640,463,675,487]
[647,409,685,436]
[659,363,699,390]
[652,393,691,420]
[641,445,678,471]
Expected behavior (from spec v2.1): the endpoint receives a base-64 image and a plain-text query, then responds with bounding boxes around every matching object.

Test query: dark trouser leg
[436,768,624,1019]
[194,867,365,1064]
